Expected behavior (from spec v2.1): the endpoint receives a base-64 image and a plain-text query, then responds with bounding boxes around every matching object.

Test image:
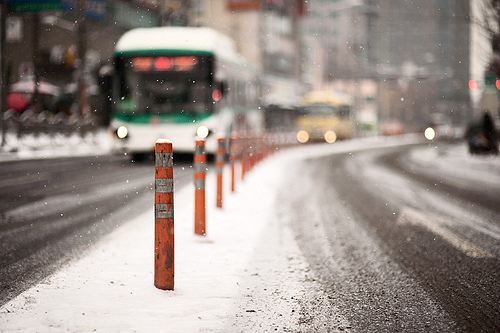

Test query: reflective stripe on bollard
[194,139,206,236]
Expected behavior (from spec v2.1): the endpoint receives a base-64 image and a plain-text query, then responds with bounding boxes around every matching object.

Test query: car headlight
[116,125,128,139]
[424,127,435,141]
[296,130,309,144]
[196,126,210,139]
[324,130,337,143]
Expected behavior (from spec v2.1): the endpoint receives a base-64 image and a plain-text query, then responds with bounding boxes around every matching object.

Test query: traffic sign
[8,0,63,12]
[485,72,497,87]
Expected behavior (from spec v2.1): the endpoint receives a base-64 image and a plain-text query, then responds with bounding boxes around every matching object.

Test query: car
[465,121,498,155]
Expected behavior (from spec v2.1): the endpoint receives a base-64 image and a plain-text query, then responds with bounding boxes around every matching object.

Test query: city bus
[295,91,353,144]
[110,27,262,157]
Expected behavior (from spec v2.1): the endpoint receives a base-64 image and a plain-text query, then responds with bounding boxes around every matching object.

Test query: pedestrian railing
[3,109,98,140]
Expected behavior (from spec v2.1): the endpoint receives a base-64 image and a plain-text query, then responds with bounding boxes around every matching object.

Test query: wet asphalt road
[282,143,500,332]
[0,154,192,306]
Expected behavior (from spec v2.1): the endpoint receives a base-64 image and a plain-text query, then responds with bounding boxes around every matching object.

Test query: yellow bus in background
[295,91,353,144]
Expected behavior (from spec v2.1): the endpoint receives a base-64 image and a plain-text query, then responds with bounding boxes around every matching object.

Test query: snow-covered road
[0,137,498,332]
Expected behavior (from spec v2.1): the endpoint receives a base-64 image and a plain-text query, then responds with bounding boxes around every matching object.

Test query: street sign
[484,72,497,87]
[61,0,106,21]
[8,0,63,12]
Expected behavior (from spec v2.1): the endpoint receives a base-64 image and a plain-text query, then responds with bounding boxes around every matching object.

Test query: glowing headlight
[196,126,210,139]
[424,127,435,141]
[296,130,309,144]
[324,130,337,144]
[116,126,128,139]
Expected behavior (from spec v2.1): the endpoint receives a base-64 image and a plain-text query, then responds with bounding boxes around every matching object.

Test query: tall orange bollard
[194,139,206,236]
[241,135,248,181]
[248,136,255,172]
[154,139,174,290]
[216,136,225,208]
[230,134,238,193]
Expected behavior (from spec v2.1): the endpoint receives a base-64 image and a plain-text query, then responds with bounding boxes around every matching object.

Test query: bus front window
[116,55,213,114]
[303,104,337,116]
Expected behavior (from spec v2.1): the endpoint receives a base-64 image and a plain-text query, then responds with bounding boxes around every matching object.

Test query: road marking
[397,207,494,259]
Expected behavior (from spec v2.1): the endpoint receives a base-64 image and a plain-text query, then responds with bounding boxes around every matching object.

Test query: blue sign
[61,0,106,21]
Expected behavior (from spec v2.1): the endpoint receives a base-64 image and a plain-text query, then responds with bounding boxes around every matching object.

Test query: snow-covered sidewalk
[0,145,304,332]
[0,135,421,332]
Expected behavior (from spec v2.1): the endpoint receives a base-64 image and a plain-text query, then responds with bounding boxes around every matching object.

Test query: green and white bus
[110,27,262,156]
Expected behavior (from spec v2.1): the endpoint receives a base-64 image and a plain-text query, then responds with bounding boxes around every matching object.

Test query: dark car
[465,113,498,155]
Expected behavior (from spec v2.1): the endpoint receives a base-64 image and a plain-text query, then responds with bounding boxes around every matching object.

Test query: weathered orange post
[249,136,255,172]
[194,139,206,235]
[230,133,238,193]
[241,135,248,181]
[216,136,225,208]
[154,139,174,290]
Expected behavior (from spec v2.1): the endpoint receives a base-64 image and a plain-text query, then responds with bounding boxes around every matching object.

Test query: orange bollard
[215,136,225,208]
[230,134,238,193]
[194,139,206,236]
[154,139,174,290]
[241,136,247,181]
[249,136,255,172]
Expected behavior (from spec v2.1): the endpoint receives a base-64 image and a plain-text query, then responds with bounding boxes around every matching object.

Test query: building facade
[303,0,472,131]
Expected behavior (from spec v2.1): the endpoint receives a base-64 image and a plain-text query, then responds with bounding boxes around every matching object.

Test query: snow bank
[0,145,293,332]
[0,131,112,162]
[408,143,500,187]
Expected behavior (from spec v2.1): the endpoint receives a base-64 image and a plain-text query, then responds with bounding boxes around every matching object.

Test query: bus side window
[240,81,245,108]
[247,81,253,108]
[117,58,130,99]
[229,79,235,106]
[238,81,243,108]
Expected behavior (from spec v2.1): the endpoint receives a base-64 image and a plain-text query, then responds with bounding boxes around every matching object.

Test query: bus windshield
[115,55,213,114]
[303,104,337,115]
[303,103,351,118]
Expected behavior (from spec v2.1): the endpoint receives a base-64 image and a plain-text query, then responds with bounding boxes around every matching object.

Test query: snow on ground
[408,142,500,187]
[0,131,112,162]
[0,147,304,332]
[0,135,421,332]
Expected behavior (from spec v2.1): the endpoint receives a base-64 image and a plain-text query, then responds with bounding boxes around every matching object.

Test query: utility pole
[76,0,87,119]
[0,2,7,147]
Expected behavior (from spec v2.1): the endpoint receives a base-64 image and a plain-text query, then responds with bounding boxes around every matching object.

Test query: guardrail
[2,109,98,139]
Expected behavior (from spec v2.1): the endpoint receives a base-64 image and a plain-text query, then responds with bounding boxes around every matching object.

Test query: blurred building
[470,0,498,118]
[303,0,472,132]
[5,0,165,84]
[192,1,262,71]
[5,0,166,125]
[196,0,305,107]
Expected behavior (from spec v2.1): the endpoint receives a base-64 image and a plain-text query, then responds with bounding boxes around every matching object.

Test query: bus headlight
[116,126,129,139]
[196,126,210,139]
[296,130,309,144]
[324,130,337,143]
